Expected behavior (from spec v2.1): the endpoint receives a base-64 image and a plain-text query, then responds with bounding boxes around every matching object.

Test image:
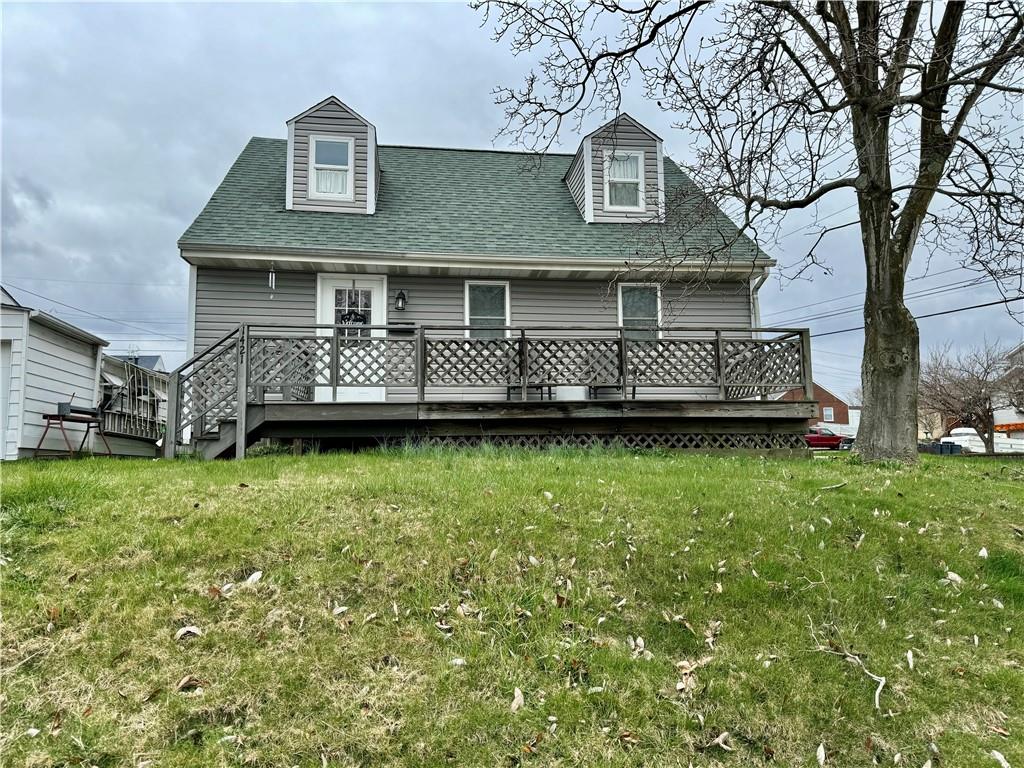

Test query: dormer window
[604,150,644,211]
[309,135,354,201]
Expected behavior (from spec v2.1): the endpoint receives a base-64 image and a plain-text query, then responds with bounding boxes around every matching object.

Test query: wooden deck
[167,323,818,458]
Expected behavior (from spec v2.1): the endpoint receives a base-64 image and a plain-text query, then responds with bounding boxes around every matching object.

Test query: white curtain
[610,154,639,180]
[315,168,348,195]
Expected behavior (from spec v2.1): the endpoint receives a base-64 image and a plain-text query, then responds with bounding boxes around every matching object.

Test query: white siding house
[1,290,162,459]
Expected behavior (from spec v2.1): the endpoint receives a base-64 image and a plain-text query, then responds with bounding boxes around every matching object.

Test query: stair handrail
[163,325,242,458]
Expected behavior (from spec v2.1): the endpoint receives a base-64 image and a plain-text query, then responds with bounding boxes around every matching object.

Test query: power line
[780,276,991,325]
[810,296,1022,339]
[2,276,185,288]
[2,283,186,342]
[761,266,966,318]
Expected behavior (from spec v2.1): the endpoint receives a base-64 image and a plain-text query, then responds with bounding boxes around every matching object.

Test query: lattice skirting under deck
[403,432,806,451]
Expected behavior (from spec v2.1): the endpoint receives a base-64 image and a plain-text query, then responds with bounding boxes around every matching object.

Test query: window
[618,284,660,340]
[465,281,510,339]
[604,150,644,211]
[309,136,354,200]
[822,406,835,422]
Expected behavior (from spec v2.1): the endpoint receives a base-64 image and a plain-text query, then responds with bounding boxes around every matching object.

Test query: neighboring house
[993,341,1024,439]
[111,354,166,373]
[1,288,166,459]
[100,355,169,451]
[168,96,816,458]
[777,382,855,435]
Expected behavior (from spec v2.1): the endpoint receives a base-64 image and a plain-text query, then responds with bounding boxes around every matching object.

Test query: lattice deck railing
[165,323,812,458]
[242,324,811,402]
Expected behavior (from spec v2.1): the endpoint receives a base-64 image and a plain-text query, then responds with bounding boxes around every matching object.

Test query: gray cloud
[2,2,1020,396]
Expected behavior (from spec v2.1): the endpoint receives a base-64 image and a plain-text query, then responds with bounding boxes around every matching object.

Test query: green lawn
[1,451,1021,767]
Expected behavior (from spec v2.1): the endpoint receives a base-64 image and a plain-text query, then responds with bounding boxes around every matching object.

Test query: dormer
[564,114,664,223]
[286,96,378,214]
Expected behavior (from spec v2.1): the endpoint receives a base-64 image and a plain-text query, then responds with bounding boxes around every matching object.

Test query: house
[168,96,815,458]
[100,355,169,449]
[993,341,1024,440]
[777,382,855,435]
[111,354,166,373]
[1,287,167,459]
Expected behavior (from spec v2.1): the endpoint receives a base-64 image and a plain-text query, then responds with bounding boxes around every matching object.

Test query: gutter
[29,310,109,347]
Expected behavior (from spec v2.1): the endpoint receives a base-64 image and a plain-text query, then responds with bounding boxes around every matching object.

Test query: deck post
[416,327,426,402]
[163,371,179,459]
[330,326,339,401]
[800,328,814,400]
[715,330,727,400]
[519,329,529,401]
[235,326,248,460]
[618,328,629,397]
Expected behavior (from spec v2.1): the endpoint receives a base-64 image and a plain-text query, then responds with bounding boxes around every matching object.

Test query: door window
[335,288,372,338]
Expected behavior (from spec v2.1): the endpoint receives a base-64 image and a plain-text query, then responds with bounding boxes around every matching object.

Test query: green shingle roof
[179,138,766,262]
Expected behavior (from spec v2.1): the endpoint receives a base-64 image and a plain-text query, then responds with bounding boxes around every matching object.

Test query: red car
[804,426,854,450]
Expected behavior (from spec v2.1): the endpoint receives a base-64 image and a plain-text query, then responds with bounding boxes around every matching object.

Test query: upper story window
[465,281,510,339]
[618,284,660,340]
[822,406,835,422]
[309,136,354,201]
[604,151,644,211]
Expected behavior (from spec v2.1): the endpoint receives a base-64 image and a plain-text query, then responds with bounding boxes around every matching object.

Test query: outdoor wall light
[395,290,408,311]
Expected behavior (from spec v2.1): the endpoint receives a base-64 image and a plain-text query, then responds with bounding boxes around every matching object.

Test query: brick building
[778,382,851,427]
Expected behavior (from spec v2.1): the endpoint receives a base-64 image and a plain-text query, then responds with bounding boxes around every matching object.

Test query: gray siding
[590,118,659,223]
[20,320,100,456]
[387,277,749,329]
[1,307,28,460]
[387,276,751,401]
[194,268,316,351]
[190,269,752,401]
[564,150,588,219]
[292,100,369,214]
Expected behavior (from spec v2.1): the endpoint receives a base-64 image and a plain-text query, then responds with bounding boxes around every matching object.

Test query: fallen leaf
[245,571,263,585]
[25,727,40,738]
[945,571,963,585]
[979,547,989,558]
[991,750,1011,768]
[907,650,914,670]
[362,612,378,625]
[511,687,524,712]
[817,742,826,765]
[708,731,733,751]
[174,625,203,641]
[542,491,553,501]
[450,658,466,667]
[818,481,848,491]
[174,675,204,693]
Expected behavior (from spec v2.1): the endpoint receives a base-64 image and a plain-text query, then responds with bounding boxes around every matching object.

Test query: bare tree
[919,341,1024,452]
[476,0,1024,462]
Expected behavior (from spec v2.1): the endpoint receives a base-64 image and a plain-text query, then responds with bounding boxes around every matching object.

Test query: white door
[316,276,387,402]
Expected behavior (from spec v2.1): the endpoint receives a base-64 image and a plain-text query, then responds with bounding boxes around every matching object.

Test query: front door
[316,276,386,402]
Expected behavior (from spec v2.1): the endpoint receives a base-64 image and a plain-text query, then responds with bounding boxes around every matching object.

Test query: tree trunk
[853,185,921,463]
[858,294,921,462]
[982,410,996,454]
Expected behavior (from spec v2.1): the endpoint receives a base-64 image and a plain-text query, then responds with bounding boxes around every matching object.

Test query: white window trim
[308,134,355,202]
[464,280,511,339]
[617,283,662,339]
[822,406,835,422]
[603,149,645,212]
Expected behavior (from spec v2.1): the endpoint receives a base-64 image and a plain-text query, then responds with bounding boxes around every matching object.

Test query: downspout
[751,267,769,330]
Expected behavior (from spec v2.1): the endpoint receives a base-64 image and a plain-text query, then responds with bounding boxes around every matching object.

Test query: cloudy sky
[2,2,1021,400]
